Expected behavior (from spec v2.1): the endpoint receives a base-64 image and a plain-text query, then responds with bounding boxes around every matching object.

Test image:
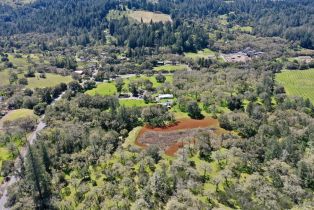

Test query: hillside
[0,0,313,209]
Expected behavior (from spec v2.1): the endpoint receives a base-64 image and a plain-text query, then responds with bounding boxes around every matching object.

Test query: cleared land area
[276,69,314,103]
[119,99,151,107]
[184,49,216,59]
[128,10,172,23]
[136,118,225,156]
[87,75,173,96]
[0,70,24,87]
[153,64,188,72]
[85,82,116,96]
[0,109,37,128]
[222,52,251,63]
[124,75,173,89]
[0,70,12,86]
[26,73,73,89]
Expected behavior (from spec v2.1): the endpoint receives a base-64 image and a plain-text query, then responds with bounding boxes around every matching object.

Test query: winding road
[0,92,65,209]
[0,72,175,209]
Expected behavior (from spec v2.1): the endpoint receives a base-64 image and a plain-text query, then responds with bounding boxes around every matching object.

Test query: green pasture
[27,73,73,89]
[276,69,314,103]
[153,64,188,72]
[86,75,173,96]
[85,82,117,96]
[184,49,216,60]
[119,99,151,107]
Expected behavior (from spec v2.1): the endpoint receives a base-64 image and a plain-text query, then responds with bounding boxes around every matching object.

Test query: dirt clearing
[135,118,226,156]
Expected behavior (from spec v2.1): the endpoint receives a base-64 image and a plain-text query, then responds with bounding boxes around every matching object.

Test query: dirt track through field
[136,118,224,156]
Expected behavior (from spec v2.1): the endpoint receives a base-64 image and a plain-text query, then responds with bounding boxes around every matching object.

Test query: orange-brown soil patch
[135,118,225,156]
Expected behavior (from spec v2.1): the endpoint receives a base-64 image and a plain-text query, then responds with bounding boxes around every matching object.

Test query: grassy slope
[184,49,216,59]
[276,69,314,103]
[128,10,172,23]
[0,109,37,128]
[120,99,152,107]
[85,82,117,96]
[27,73,73,89]
[86,75,173,96]
[0,70,12,86]
[123,75,173,90]
[153,64,188,72]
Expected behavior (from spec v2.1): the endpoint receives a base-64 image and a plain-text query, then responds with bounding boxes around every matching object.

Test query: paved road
[0,92,64,209]
[0,72,172,208]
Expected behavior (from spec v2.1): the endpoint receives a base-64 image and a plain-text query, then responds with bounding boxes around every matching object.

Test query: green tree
[25,145,51,208]
[187,101,203,119]
[115,78,124,93]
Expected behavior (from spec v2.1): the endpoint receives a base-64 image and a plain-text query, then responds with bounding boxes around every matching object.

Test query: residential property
[156,94,174,101]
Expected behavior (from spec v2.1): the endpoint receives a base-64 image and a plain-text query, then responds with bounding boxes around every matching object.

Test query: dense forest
[0,0,313,49]
[0,0,313,209]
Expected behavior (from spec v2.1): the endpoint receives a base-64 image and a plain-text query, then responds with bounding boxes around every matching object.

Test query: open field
[184,49,216,60]
[0,109,37,128]
[87,74,173,93]
[0,70,12,86]
[135,118,224,156]
[119,99,151,107]
[128,10,172,23]
[0,71,71,88]
[0,70,24,87]
[222,52,251,63]
[86,75,173,96]
[153,64,188,72]
[123,75,173,89]
[85,82,116,96]
[7,54,40,67]
[26,73,73,89]
[276,69,314,103]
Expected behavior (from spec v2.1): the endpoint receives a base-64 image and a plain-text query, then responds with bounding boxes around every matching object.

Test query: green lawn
[27,73,73,89]
[85,82,117,96]
[184,49,216,60]
[119,99,151,107]
[85,75,173,97]
[153,64,188,72]
[276,69,314,103]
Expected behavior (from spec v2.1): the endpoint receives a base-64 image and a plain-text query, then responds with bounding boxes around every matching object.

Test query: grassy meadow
[128,10,172,23]
[86,75,173,96]
[276,69,314,103]
[184,49,216,60]
[26,73,73,89]
[119,99,151,107]
[153,64,188,72]
[0,109,37,128]
[85,82,117,96]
